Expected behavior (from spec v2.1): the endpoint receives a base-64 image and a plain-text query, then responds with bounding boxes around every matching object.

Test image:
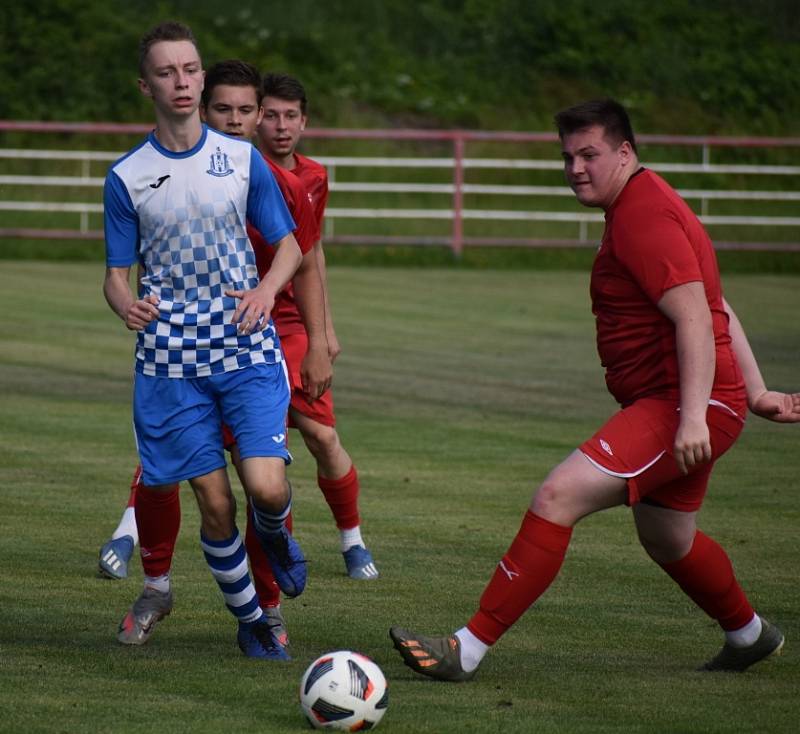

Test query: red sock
[135,484,180,578]
[127,465,142,507]
[659,531,754,631]
[245,510,293,608]
[467,511,572,645]
[318,465,360,530]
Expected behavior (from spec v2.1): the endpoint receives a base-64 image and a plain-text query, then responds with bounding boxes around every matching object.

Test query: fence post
[452,134,464,257]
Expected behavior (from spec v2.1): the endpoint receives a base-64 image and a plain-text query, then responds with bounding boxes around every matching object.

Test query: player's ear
[138,77,152,99]
[300,115,307,132]
[618,140,633,165]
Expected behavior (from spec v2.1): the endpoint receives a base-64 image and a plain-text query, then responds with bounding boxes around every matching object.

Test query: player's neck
[604,158,641,211]
[153,113,203,153]
[283,151,298,171]
[263,149,296,171]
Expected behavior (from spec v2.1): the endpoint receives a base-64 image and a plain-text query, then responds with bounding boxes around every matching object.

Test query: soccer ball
[299,650,389,730]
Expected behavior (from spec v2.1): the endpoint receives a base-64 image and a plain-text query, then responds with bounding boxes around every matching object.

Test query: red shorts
[579,398,745,512]
[280,331,336,428]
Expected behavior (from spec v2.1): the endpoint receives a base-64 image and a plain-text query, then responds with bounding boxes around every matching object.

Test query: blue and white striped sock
[250,490,292,538]
[200,529,263,627]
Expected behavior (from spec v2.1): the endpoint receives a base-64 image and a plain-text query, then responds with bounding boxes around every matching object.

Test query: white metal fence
[1,122,799,252]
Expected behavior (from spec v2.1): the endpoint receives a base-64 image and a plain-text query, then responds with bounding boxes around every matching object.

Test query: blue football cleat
[99,535,135,580]
[238,617,291,661]
[343,545,379,580]
[260,527,307,598]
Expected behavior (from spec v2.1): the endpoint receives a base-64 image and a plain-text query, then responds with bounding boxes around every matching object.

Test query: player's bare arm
[658,281,715,474]
[723,297,800,422]
[315,240,341,362]
[292,244,333,400]
[103,266,159,330]
[227,231,303,334]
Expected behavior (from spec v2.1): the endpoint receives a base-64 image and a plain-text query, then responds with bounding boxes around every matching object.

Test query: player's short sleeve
[289,178,317,255]
[311,174,329,243]
[104,170,139,267]
[613,206,703,304]
[247,148,296,245]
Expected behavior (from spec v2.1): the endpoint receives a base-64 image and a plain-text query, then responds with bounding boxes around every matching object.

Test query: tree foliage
[1,0,798,134]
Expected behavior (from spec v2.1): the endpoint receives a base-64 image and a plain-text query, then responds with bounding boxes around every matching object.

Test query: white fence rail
[1,122,799,252]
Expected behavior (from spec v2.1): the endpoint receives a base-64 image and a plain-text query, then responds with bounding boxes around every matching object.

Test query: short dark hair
[139,21,199,77]
[261,73,308,115]
[202,59,262,108]
[554,98,638,154]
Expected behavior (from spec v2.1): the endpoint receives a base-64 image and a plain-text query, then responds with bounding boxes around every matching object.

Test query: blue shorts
[133,362,291,486]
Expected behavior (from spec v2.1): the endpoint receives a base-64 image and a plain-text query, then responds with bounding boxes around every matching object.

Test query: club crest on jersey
[207,147,234,177]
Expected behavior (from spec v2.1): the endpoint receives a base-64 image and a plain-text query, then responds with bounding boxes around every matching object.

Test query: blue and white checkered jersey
[104,125,295,378]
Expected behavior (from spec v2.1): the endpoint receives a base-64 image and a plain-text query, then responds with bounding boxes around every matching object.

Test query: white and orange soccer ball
[299,650,389,730]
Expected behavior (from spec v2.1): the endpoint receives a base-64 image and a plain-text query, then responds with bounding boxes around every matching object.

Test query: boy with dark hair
[257,72,379,581]
[554,97,639,154]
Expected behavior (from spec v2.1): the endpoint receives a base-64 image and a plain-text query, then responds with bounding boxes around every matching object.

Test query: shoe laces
[271,531,307,569]
[251,620,283,650]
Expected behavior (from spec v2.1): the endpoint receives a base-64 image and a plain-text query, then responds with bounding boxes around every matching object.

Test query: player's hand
[125,294,159,331]
[326,326,341,363]
[300,341,333,402]
[750,389,800,423]
[673,415,712,475]
[226,287,275,335]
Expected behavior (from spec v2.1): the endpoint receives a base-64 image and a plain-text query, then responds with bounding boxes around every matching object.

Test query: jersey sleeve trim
[104,169,140,267]
[247,148,295,245]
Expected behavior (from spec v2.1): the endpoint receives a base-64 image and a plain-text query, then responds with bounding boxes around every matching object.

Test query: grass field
[1,262,798,733]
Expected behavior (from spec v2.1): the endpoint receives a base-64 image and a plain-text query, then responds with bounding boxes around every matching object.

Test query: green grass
[0,263,798,733]
[4,240,800,275]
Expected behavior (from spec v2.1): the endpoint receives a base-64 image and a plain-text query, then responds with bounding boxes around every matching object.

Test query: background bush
[1,0,798,134]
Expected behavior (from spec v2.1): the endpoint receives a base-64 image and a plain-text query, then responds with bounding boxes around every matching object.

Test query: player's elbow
[282,235,303,273]
[297,246,318,275]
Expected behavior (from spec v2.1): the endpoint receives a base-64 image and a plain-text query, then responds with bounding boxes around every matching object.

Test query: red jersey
[292,152,329,243]
[247,156,316,334]
[265,152,329,336]
[591,169,745,413]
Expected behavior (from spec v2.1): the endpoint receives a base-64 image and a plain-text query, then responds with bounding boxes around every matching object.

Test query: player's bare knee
[634,504,696,563]
[637,527,691,564]
[636,528,663,561]
[302,424,340,462]
[531,478,570,522]
[248,477,291,511]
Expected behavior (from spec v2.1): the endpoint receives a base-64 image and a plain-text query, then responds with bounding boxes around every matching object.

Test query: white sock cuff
[144,573,170,593]
[112,507,139,545]
[725,614,762,648]
[340,526,364,552]
[455,626,489,672]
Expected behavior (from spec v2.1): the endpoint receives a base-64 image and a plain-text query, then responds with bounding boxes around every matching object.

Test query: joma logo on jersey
[207,147,234,177]
[149,175,170,189]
